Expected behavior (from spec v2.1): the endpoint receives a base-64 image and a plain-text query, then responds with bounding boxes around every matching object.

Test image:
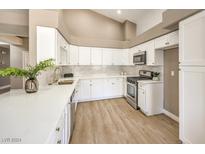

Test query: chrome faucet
[53,67,62,83]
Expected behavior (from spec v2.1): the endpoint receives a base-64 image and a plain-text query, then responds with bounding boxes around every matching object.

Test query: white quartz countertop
[0,78,79,144]
[0,74,163,144]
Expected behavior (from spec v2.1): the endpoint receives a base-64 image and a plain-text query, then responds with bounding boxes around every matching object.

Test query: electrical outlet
[171,71,175,76]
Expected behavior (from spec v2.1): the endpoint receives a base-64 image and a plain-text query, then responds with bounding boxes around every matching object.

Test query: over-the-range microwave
[133,51,146,65]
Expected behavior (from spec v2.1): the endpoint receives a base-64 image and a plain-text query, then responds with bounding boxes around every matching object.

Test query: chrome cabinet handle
[165,42,169,45]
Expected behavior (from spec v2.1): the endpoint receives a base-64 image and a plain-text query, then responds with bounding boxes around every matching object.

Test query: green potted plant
[152,72,160,81]
[0,58,55,93]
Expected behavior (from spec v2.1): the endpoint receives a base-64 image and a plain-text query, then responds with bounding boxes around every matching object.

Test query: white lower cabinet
[179,66,205,144]
[91,79,104,99]
[138,82,163,116]
[78,77,124,102]
[79,79,91,101]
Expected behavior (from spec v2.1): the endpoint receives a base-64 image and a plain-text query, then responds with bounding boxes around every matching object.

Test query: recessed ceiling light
[117,10,121,15]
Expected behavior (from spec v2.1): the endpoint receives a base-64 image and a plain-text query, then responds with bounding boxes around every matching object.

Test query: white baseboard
[162,109,179,122]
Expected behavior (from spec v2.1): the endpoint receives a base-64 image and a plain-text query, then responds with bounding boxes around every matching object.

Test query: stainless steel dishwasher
[67,89,76,142]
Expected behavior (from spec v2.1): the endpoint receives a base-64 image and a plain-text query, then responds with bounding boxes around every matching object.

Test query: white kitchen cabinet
[91,48,102,65]
[79,79,91,101]
[138,82,163,116]
[37,26,56,63]
[112,49,129,66]
[91,79,104,99]
[103,78,123,98]
[112,78,123,96]
[69,45,79,65]
[179,11,205,66]
[155,30,179,50]
[145,40,163,66]
[102,48,113,65]
[138,88,146,113]
[79,77,124,102]
[37,26,70,65]
[179,67,205,144]
[78,47,91,65]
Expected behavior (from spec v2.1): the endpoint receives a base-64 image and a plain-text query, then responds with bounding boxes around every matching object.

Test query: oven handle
[127,82,136,88]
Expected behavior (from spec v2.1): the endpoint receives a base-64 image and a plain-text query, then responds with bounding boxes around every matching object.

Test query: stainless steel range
[126,70,153,109]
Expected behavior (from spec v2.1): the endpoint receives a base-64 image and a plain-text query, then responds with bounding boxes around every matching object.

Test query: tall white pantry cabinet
[179,10,205,144]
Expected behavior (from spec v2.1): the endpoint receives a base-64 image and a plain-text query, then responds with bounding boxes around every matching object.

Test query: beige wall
[63,9,124,41]
[123,20,136,41]
[164,48,179,116]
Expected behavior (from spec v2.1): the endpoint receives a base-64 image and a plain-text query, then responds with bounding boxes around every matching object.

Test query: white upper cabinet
[37,26,69,65]
[154,35,168,49]
[78,47,91,65]
[37,26,56,63]
[179,11,205,66]
[91,48,102,65]
[69,45,79,65]
[102,48,113,65]
[155,30,179,49]
[167,31,179,46]
[145,40,163,66]
[57,32,69,65]
[112,49,129,65]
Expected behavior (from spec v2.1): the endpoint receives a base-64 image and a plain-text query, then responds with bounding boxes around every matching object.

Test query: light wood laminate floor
[70,98,179,144]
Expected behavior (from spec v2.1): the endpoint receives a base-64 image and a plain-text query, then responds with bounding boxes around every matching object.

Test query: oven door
[126,82,137,109]
[133,51,146,65]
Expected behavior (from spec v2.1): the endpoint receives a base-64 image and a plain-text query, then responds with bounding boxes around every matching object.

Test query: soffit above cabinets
[92,9,166,24]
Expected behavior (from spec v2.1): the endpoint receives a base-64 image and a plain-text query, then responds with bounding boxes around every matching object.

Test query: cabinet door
[167,31,179,46]
[103,79,113,97]
[69,45,79,65]
[112,78,123,96]
[138,88,146,113]
[79,47,91,65]
[79,80,91,101]
[37,26,56,63]
[102,48,113,65]
[154,35,168,49]
[91,48,102,65]
[179,11,205,66]
[179,67,205,143]
[121,49,129,65]
[112,49,122,65]
[145,40,155,65]
[91,79,104,99]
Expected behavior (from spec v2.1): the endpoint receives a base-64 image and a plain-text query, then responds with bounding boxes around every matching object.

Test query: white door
[102,48,113,65]
[179,11,205,66]
[69,45,79,65]
[179,66,205,144]
[91,79,104,99]
[79,80,91,101]
[91,48,102,65]
[79,47,91,65]
[138,88,146,113]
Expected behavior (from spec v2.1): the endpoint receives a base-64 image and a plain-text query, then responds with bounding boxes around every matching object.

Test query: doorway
[164,48,179,117]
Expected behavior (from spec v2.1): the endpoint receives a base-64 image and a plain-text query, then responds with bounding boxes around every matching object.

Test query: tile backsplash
[62,65,163,79]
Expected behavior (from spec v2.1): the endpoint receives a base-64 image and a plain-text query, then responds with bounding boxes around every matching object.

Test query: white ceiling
[92,9,165,24]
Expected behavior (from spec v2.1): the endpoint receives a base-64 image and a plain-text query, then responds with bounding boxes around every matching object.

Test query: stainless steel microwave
[133,51,146,65]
